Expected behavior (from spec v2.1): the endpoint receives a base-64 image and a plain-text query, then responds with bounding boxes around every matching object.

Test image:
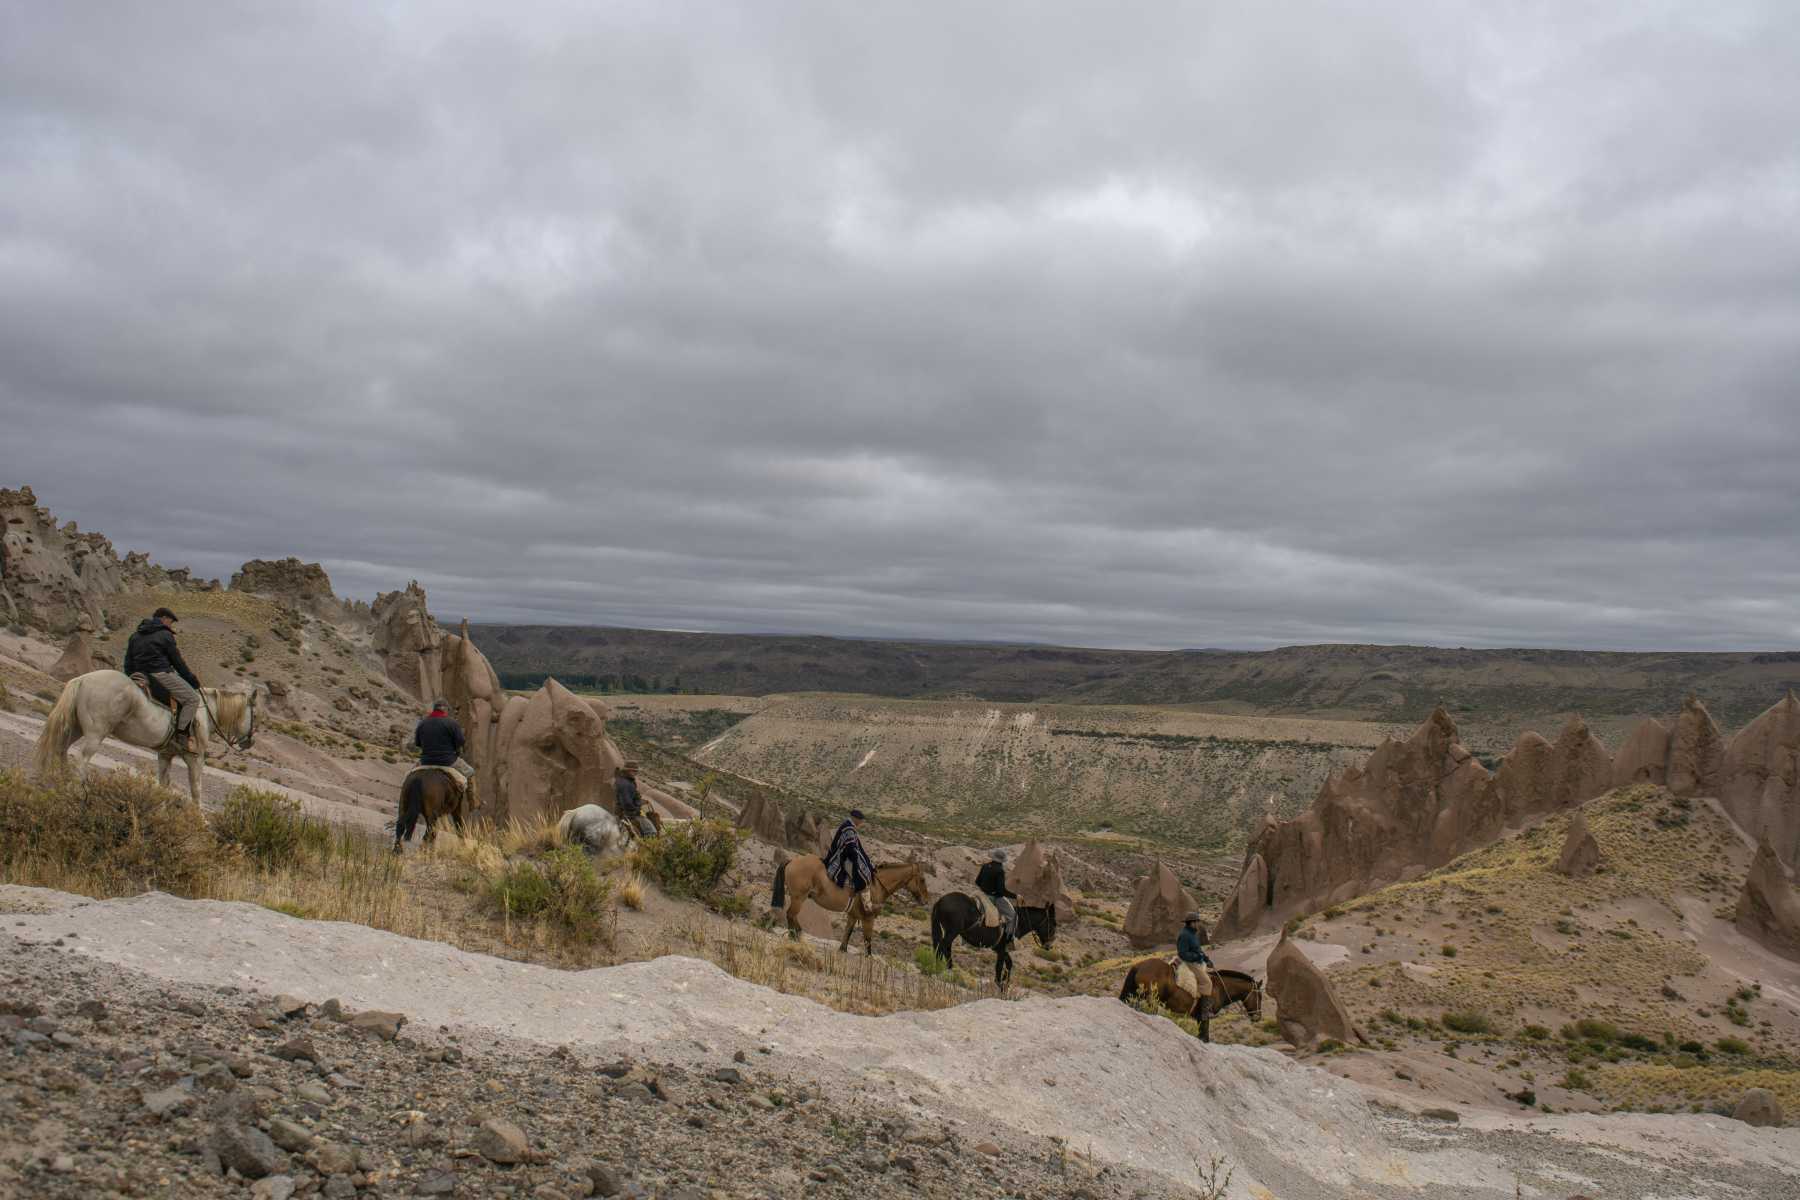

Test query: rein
[198,689,257,755]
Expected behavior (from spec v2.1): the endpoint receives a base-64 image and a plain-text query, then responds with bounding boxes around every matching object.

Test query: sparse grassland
[1291,785,1800,1118]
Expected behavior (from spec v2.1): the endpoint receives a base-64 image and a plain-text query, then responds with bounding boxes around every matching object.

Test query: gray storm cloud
[2,1,1798,650]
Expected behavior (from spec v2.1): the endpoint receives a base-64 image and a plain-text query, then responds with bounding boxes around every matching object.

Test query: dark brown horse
[929,894,1056,987]
[1118,958,1264,1043]
[393,768,478,852]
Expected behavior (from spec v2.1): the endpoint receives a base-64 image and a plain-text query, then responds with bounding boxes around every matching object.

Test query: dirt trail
[0,709,389,834]
[7,886,1796,1199]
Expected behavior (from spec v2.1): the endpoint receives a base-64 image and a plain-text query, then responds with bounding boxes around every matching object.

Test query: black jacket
[976,861,1016,900]
[412,714,465,767]
[614,774,642,816]
[123,618,199,688]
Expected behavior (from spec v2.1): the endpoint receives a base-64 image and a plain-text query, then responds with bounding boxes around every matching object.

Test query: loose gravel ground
[0,938,1187,1200]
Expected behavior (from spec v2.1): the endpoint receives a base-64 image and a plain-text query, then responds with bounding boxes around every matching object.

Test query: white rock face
[9,886,1799,1198]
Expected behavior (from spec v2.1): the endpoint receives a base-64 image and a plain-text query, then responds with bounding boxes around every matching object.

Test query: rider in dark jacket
[412,701,465,767]
[613,761,659,837]
[1177,912,1214,967]
[124,608,201,749]
[976,849,1018,941]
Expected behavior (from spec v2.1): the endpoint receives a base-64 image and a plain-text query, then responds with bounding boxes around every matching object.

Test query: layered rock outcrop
[1124,861,1196,948]
[1267,929,1361,1048]
[230,558,337,614]
[1735,837,1800,959]
[2,485,209,634]
[1216,693,1800,940]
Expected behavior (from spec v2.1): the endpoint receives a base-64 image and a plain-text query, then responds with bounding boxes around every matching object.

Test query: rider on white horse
[123,607,201,754]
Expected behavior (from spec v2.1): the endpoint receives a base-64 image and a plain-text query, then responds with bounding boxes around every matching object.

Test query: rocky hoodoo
[1010,839,1076,923]
[735,791,789,846]
[372,582,445,704]
[1735,836,1800,960]
[1266,928,1361,1048]
[1719,692,1800,871]
[494,676,625,827]
[230,557,337,614]
[48,630,101,680]
[1216,692,1800,940]
[1554,809,1603,877]
[1124,861,1196,948]
[1,485,208,634]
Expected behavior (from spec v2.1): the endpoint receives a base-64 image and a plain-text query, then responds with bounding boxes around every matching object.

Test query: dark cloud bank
[3,2,1798,651]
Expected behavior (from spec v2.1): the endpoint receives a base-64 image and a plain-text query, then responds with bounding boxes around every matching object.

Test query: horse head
[1243,978,1265,1020]
[1033,904,1058,948]
[901,863,930,905]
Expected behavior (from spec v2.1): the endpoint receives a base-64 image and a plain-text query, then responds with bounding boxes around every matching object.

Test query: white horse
[557,803,626,858]
[32,670,261,805]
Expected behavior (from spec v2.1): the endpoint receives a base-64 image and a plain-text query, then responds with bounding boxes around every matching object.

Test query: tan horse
[770,856,929,954]
[33,670,260,806]
[1118,957,1264,1043]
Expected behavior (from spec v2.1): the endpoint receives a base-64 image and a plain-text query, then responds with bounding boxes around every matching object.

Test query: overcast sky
[4,3,1798,651]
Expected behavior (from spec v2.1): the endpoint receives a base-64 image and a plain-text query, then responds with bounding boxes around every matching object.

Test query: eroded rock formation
[1216,693,1800,941]
[49,631,101,681]
[1719,693,1800,871]
[1735,837,1800,960]
[372,583,444,704]
[1,485,208,634]
[1267,929,1361,1048]
[1124,861,1196,949]
[1010,839,1076,923]
[231,558,337,614]
[736,791,788,846]
[1554,809,1602,878]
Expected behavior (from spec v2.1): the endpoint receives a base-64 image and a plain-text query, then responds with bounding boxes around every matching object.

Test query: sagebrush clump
[633,818,742,897]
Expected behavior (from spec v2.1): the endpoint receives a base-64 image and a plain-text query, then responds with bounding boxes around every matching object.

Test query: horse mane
[213,691,248,730]
[874,861,916,872]
[1215,968,1259,983]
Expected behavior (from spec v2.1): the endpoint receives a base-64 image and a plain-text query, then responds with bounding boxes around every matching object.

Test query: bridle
[198,687,258,756]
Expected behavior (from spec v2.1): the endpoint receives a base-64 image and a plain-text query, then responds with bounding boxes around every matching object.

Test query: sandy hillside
[688,694,1405,850]
[8,885,1798,1199]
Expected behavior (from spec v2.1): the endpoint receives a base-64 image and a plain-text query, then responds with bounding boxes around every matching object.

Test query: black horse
[929,893,1057,986]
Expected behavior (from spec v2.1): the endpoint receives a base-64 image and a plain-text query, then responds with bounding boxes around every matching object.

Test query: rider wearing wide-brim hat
[1177,911,1214,969]
[614,760,661,838]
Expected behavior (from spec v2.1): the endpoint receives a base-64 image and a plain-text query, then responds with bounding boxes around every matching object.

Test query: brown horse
[393,768,479,852]
[1118,958,1264,1043]
[770,856,930,954]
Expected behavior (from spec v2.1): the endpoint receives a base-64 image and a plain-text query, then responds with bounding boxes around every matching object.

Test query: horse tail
[930,901,948,959]
[396,774,423,844]
[1120,964,1141,1003]
[32,677,83,779]
[771,857,787,909]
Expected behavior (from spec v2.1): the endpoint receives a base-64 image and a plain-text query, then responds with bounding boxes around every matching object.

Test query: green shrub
[1678,1040,1706,1054]
[1717,1037,1751,1056]
[0,768,215,894]
[633,819,742,897]
[1569,1019,1618,1043]
[914,946,947,977]
[1617,1032,1659,1053]
[484,847,612,947]
[1521,1024,1551,1041]
[1562,1068,1591,1091]
[213,787,332,869]
[1442,1011,1492,1035]
[1440,945,1458,958]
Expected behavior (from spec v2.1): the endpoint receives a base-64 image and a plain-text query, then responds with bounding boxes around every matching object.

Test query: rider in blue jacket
[1177,912,1213,967]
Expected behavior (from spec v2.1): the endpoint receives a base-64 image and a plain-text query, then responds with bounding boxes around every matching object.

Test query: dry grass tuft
[618,873,646,911]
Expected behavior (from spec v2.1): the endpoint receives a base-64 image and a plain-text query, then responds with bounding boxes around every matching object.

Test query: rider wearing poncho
[824,809,875,913]
[975,848,1019,942]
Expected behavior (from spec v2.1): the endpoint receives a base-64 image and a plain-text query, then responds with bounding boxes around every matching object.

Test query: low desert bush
[1716,1037,1751,1056]
[213,788,332,869]
[0,768,215,894]
[633,819,741,897]
[1442,1010,1493,1035]
[482,846,612,947]
[915,945,947,977]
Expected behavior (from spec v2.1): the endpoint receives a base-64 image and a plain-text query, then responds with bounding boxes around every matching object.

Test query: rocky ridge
[1216,694,1800,942]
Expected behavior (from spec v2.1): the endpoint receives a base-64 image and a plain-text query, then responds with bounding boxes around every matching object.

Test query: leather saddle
[128,671,177,713]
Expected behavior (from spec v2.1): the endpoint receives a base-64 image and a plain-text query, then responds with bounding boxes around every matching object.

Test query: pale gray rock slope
[8,886,1798,1199]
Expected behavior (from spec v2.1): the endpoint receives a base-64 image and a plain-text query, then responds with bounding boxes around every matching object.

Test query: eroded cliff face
[1,485,212,634]
[1215,693,1800,941]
